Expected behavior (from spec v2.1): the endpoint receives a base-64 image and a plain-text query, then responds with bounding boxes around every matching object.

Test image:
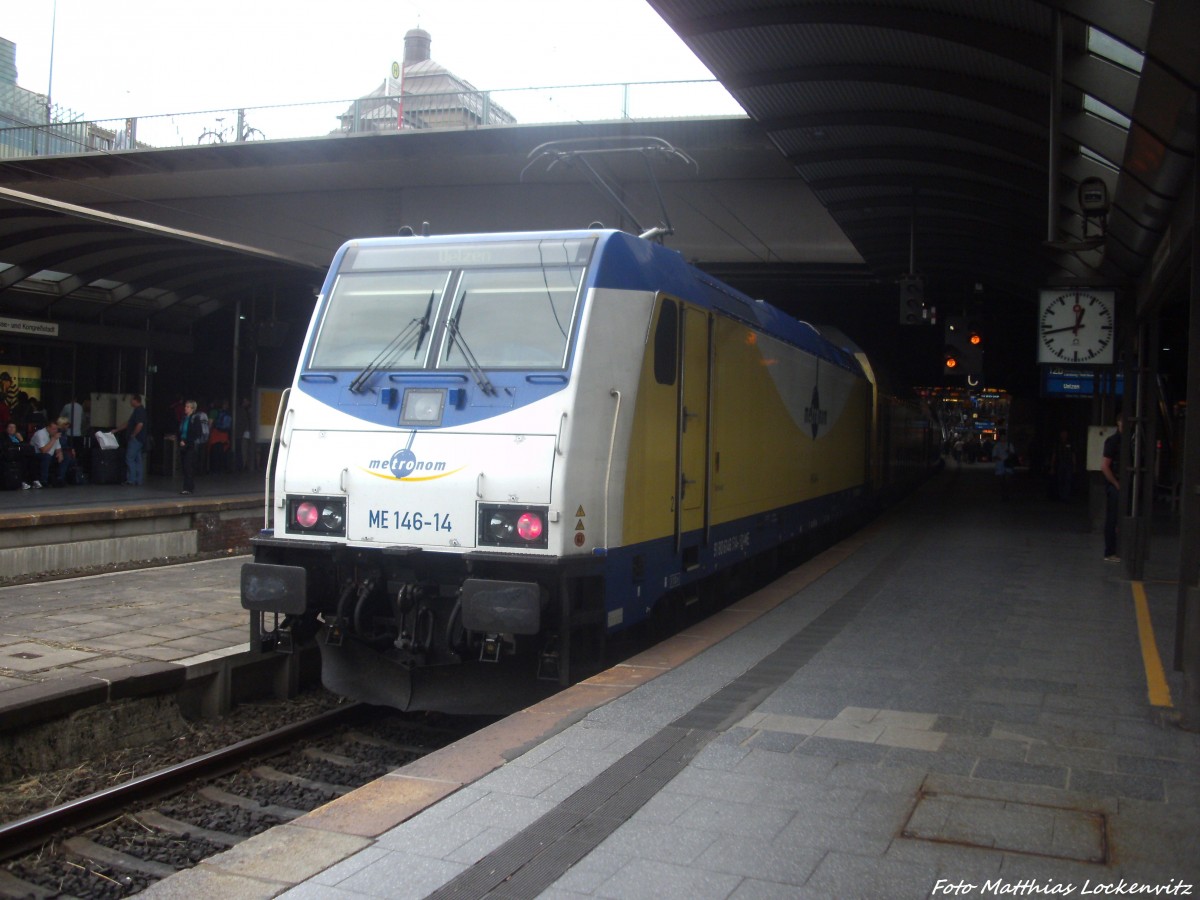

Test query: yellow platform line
[1131,581,1173,708]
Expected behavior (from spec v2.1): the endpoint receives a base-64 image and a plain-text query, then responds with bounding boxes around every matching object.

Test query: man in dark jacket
[1101,414,1123,562]
[178,400,201,495]
[114,394,148,485]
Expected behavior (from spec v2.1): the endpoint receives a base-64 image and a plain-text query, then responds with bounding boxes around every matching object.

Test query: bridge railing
[0,80,744,159]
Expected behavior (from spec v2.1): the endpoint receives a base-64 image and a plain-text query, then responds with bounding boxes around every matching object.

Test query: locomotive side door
[677,301,712,549]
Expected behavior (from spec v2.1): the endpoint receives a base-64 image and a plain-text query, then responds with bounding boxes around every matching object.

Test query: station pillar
[1177,165,1200,732]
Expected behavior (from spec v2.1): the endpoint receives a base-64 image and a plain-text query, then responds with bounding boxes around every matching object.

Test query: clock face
[1038,290,1115,364]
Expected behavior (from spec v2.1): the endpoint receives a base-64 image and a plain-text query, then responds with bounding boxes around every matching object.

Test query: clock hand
[1042,324,1087,336]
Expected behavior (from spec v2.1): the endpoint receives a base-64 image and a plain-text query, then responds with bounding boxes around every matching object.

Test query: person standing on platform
[113,394,148,485]
[1101,414,1123,562]
[208,399,233,473]
[235,396,253,471]
[178,400,201,495]
[993,431,1016,499]
[1050,429,1076,501]
[193,401,211,475]
[59,397,84,440]
[23,395,46,435]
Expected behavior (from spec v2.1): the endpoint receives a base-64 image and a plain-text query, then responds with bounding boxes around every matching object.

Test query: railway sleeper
[132,810,242,849]
[197,785,305,821]
[302,747,361,767]
[62,835,177,880]
[251,764,355,797]
[343,730,435,756]
[0,867,59,900]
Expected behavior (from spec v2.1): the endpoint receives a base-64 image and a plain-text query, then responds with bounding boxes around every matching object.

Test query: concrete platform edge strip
[423,533,909,899]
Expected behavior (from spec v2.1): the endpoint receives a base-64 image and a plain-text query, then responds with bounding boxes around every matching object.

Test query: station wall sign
[0,316,60,338]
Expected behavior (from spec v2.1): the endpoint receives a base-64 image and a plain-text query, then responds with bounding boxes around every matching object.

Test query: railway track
[0,703,486,898]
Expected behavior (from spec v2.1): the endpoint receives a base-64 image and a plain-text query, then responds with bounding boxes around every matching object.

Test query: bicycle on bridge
[197,112,265,144]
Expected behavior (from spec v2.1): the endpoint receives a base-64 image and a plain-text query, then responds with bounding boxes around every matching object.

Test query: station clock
[1037,289,1115,365]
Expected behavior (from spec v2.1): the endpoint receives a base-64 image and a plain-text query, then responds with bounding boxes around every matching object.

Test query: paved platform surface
[117,466,1196,900]
[2,465,1195,897]
[0,554,247,699]
[0,468,265,517]
[0,470,262,716]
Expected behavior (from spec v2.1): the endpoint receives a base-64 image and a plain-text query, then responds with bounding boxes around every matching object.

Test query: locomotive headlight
[286,496,347,536]
[400,388,446,425]
[488,512,515,542]
[320,504,345,531]
[479,504,548,549]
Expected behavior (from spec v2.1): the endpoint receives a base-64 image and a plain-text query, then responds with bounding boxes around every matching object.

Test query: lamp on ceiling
[1078,176,1109,216]
[1044,177,1109,253]
[1078,177,1109,239]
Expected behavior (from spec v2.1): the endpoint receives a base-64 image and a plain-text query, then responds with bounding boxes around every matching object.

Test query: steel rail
[0,702,365,862]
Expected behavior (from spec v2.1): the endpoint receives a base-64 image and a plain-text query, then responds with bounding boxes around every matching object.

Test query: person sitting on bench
[30,419,79,487]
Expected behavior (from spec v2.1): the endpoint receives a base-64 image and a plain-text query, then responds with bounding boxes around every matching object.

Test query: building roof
[340,30,516,128]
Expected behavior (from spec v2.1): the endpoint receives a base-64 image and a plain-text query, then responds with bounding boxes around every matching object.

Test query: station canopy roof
[0,0,1194,368]
[644,0,1196,305]
[0,187,320,334]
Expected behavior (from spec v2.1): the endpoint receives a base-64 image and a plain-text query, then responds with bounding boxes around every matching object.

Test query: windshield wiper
[349,291,435,394]
[538,241,570,339]
[412,290,435,358]
[444,292,497,396]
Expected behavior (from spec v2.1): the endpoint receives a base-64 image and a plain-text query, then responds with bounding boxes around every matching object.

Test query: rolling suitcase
[91,447,125,484]
[2,457,22,490]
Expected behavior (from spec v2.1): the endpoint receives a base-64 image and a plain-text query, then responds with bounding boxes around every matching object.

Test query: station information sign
[1042,367,1123,397]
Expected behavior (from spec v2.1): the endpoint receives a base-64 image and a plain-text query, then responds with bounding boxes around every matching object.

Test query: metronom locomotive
[242,228,935,711]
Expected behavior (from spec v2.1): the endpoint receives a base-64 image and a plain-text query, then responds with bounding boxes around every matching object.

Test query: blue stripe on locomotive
[295,231,862,430]
[599,486,865,630]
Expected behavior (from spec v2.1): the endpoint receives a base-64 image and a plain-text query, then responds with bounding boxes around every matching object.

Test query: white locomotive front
[244,233,634,709]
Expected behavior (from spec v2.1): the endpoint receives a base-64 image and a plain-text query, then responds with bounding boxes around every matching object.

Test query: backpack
[195,411,210,444]
[214,410,233,432]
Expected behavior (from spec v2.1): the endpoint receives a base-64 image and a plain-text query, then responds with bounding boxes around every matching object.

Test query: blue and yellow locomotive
[242,229,932,711]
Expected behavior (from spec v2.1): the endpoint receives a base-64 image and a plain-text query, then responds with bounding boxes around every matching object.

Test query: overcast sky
[2,0,723,120]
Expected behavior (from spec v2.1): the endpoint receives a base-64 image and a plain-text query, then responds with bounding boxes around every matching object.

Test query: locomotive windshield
[309,237,594,372]
[444,267,579,368]
[310,270,450,370]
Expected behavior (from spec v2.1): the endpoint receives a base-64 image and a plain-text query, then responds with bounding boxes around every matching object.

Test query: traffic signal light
[898,276,925,325]
[944,317,983,379]
[963,326,983,376]
[943,345,960,375]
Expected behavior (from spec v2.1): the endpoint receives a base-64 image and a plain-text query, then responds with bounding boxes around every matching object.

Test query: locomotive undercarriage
[243,539,605,712]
